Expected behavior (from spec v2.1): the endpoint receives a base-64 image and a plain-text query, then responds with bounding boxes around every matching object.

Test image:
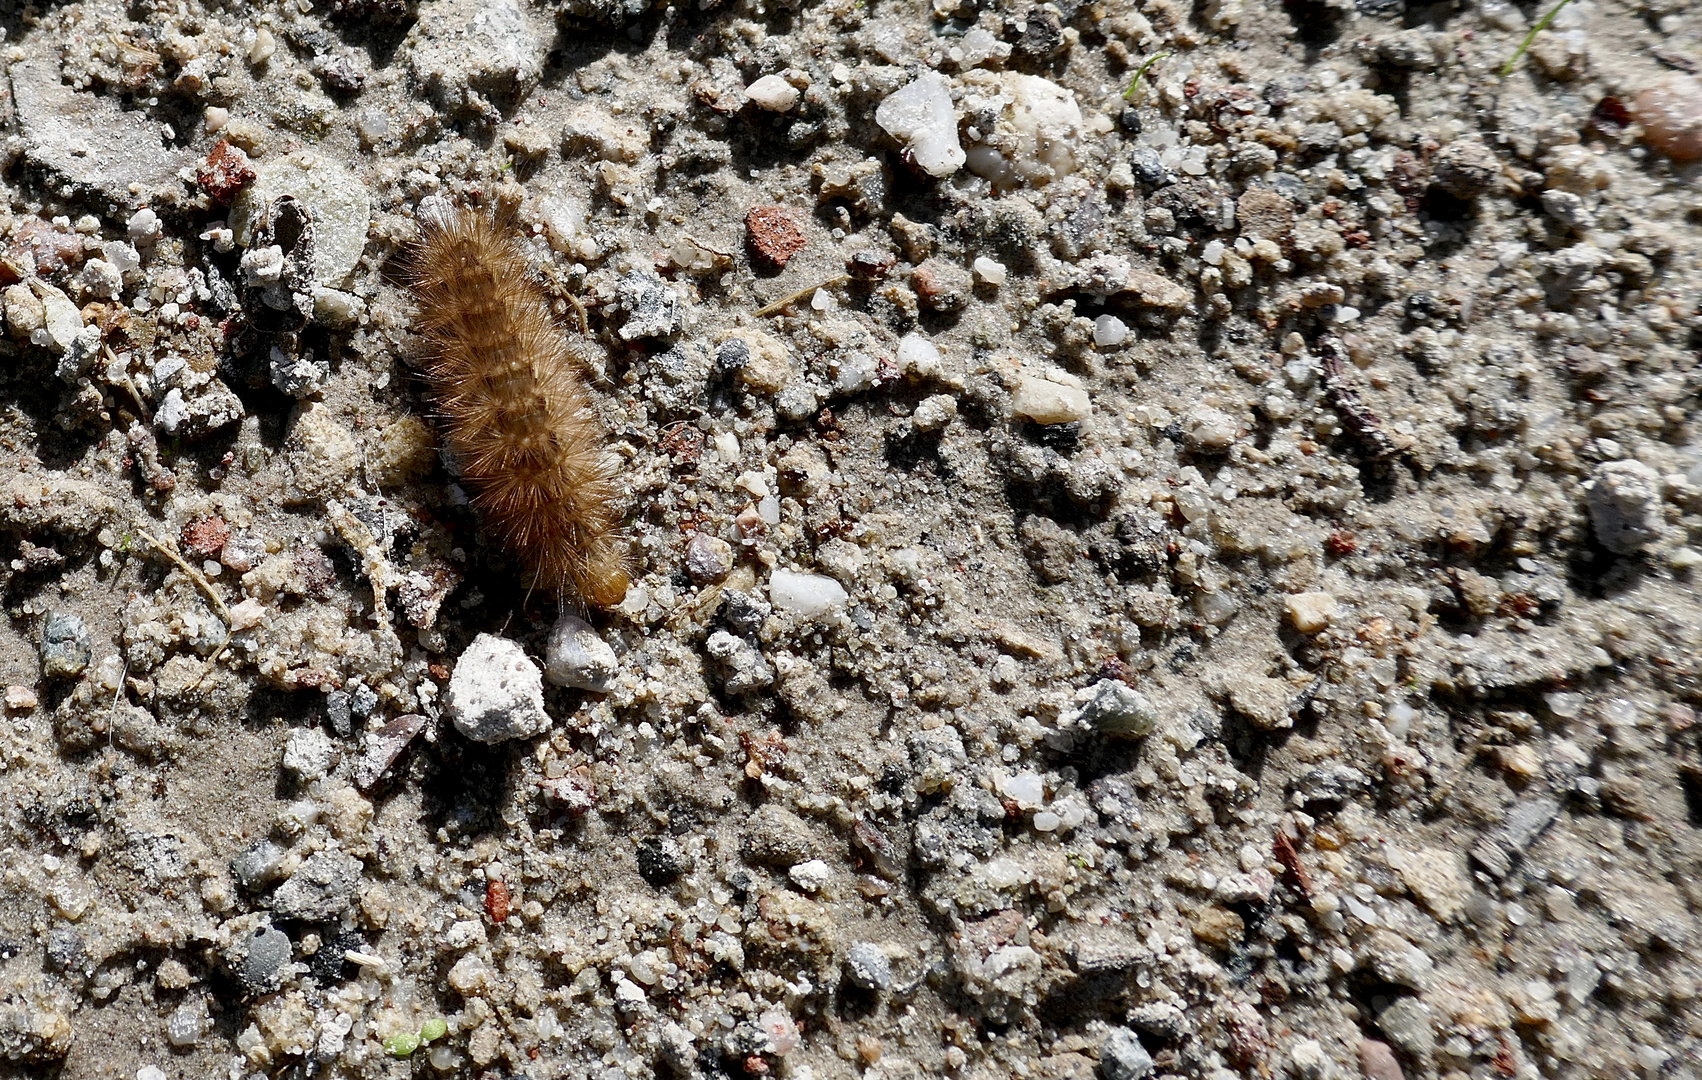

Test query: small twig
[136,530,230,622]
[1501,0,1574,78]
[1123,52,1172,101]
[104,345,151,422]
[755,275,849,317]
[137,530,234,692]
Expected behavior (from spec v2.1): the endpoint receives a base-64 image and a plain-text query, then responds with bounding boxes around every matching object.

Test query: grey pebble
[1079,679,1158,738]
[1470,795,1560,879]
[241,925,292,995]
[1376,996,1436,1056]
[1585,459,1665,555]
[705,629,775,695]
[40,611,90,679]
[45,928,87,973]
[231,838,287,891]
[324,691,352,738]
[845,943,893,991]
[1100,1026,1154,1080]
[269,850,362,921]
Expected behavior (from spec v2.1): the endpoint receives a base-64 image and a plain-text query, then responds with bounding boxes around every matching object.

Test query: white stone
[745,74,800,112]
[999,771,1045,808]
[875,72,965,178]
[445,634,550,743]
[282,728,336,781]
[912,394,957,432]
[1285,591,1338,633]
[769,570,849,619]
[544,613,619,693]
[973,256,1007,285]
[1092,314,1128,347]
[1186,406,1240,449]
[1011,375,1091,424]
[788,859,832,891]
[137,1068,167,1080]
[37,285,82,353]
[896,332,944,378]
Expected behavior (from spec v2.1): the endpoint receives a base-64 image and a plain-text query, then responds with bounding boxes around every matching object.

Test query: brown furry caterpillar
[410,203,628,608]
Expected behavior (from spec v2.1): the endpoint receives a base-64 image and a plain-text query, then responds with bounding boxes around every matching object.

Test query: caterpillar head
[579,550,630,610]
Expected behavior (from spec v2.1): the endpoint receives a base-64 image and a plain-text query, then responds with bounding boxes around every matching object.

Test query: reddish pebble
[12,219,84,273]
[197,140,257,203]
[1629,74,1702,162]
[745,206,806,269]
[1359,1038,1404,1080]
[181,515,231,559]
[485,878,511,923]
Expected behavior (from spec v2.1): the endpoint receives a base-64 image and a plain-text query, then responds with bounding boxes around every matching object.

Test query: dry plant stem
[756,275,850,317]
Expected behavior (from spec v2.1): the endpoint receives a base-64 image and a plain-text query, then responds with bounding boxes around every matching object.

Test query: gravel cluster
[0,0,1700,1078]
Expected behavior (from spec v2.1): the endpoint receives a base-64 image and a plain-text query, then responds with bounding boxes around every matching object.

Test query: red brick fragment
[745,206,806,269]
[197,140,256,204]
[181,515,231,559]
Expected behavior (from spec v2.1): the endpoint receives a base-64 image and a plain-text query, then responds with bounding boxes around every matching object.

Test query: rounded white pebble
[745,74,801,112]
[1032,811,1061,832]
[769,570,849,619]
[544,613,619,693]
[999,771,1045,808]
[973,256,1007,285]
[896,332,943,378]
[138,1069,168,1080]
[1092,314,1128,348]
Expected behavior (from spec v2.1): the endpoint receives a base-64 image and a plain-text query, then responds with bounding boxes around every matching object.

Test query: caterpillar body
[410,204,628,609]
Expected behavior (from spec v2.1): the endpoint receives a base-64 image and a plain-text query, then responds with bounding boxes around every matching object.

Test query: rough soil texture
[0,0,1701,1078]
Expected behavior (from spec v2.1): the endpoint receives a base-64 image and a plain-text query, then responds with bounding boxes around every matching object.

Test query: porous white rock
[282,728,336,782]
[875,72,965,178]
[769,570,849,618]
[445,634,550,743]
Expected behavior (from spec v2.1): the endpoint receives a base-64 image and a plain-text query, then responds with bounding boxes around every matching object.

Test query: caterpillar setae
[409,201,629,609]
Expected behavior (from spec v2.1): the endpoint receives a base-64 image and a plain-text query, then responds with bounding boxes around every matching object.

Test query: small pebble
[445,634,551,743]
[745,74,800,112]
[544,614,620,693]
[40,611,91,679]
[768,570,849,619]
[745,206,806,269]
[282,727,337,781]
[787,859,832,891]
[1100,1027,1154,1080]
[911,394,957,432]
[241,925,291,994]
[972,256,1007,286]
[1630,73,1702,162]
[845,943,893,990]
[874,72,964,177]
[685,533,735,584]
[1285,591,1338,633]
[1010,374,1091,425]
[1093,314,1128,347]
